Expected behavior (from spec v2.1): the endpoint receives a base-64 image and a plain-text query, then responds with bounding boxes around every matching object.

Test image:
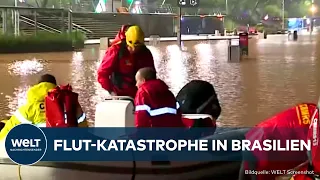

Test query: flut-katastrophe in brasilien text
[50,139,312,152]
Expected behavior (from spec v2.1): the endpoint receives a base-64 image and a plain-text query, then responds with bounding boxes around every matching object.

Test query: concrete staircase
[72,16,123,39]
[18,11,95,38]
[18,11,125,39]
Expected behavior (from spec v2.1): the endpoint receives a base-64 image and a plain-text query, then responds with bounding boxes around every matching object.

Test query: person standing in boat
[134,67,184,127]
[97,25,156,98]
[238,103,317,180]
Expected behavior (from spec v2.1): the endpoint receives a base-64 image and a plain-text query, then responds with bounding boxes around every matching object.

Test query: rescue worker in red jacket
[134,67,184,127]
[239,103,317,180]
[97,25,155,98]
[291,106,320,180]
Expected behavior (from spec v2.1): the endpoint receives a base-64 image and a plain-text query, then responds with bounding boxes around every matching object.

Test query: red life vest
[45,84,79,127]
[244,103,317,180]
[309,107,320,174]
[291,106,320,180]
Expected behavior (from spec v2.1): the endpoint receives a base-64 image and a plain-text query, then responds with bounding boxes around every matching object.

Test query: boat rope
[18,165,22,180]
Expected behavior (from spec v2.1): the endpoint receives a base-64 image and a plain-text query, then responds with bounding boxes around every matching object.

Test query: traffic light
[127,0,133,4]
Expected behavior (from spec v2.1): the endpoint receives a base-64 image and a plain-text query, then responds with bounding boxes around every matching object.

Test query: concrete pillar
[68,9,73,33]
[100,37,110,50]
[2,9,7,34]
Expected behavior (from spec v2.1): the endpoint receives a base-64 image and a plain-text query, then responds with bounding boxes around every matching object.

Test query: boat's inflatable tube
[0,131,249,180]
[0,127,248,180]
[0,98,250,179]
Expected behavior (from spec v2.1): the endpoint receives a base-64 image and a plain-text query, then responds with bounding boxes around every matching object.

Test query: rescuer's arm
[76,102,88,127]
[97,46,118,92]
[0,118,19,140]
[134,90,152,127]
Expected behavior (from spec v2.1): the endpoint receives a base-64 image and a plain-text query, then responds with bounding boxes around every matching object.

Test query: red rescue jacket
[134,79,184,127]
[182,117,216,128]
[309,107,320,174]
[97,25,155,98]
[292,107,320,180]
[244,103,317,180]
[45,84,86,127]
[182,116,216,137]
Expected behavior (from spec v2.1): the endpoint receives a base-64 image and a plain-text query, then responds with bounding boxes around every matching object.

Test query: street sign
[177,0,199,8]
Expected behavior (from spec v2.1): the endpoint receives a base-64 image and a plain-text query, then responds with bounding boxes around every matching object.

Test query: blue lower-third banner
[4,124,312,165]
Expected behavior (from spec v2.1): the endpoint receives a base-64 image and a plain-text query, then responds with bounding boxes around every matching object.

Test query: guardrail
[20,18,55,34]
[0,6,92,36]
[20,15,61,33]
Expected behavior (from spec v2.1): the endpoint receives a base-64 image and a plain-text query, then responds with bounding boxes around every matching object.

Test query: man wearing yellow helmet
[97,25,156,98]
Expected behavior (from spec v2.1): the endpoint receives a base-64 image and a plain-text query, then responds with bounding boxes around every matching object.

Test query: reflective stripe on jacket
[134,79,184,127]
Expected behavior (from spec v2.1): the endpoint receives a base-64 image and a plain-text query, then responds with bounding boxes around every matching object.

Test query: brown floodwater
[0,34,319,127]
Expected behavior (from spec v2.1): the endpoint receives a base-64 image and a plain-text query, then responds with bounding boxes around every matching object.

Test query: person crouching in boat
[290,107,320,180]
[238,103,317,180]
[0,74,88,140]
[134,67,184,127]
[176,80,221,130]
[97,25,156,98]
[0,74,57,140]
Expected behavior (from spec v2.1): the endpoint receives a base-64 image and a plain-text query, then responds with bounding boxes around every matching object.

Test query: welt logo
[10,139,42,152]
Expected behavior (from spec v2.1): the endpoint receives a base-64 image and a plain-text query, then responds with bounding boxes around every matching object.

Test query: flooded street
[0,34,319,127]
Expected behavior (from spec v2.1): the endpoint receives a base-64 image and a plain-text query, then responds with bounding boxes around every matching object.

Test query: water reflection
[71,52,85,91]
[6,58,46,117]
[89,59,107,122]
[147,46,163,71]
[255,35,319,122]
[1,35,320,126]
[8,58,44,76]
[5,85,29,117]
[165,45,189,94]
[194,42,213,81]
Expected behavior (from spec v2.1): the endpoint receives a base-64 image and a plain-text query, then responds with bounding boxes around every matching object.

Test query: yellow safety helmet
[125,25,145,47]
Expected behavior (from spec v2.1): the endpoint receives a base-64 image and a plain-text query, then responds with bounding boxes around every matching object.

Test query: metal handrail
[38,15,93,34]
[20,19,55,33]
[71,21,93,34]
[0,6,64,12]
[20,15,61,33]
[0,6,92,34]
[48,9,93,34]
